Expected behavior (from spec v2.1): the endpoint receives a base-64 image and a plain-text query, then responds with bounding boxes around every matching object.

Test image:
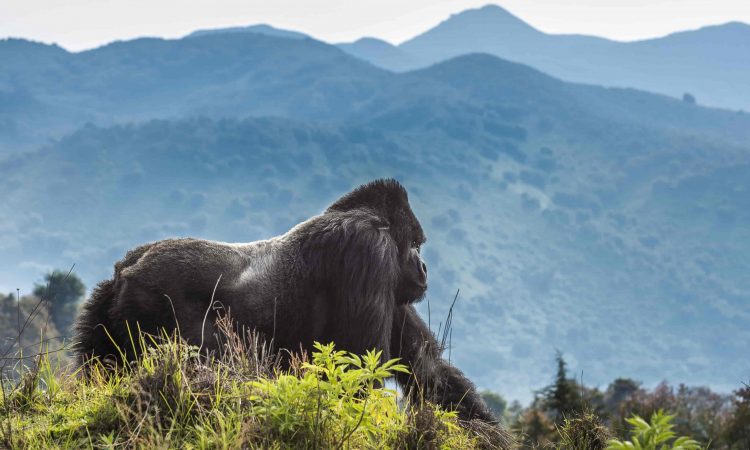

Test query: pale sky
[1,0,749,52]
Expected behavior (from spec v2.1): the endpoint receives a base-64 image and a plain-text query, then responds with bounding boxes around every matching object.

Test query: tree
[514,407,556,448]
[33,270,85,334]
[672,384,730,445]
[543,350,582,423]
[0,293,62,363]
[610,381,730,446]
[604,378,641,411]
[480,390,508,419]
[617,381,676,430]
[722,384,750,449]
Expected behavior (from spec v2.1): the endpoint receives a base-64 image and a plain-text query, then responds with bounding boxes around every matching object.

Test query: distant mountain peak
[0,38,69,58]
[419,52,554,83]
[692,20,750,37]
[473,3,522,16]
[351,37,395,47]
[721,20,750,28]
[399,3,539,55]
[445,3,536,30]
[187,24,309,40]
[0,38,66,51]
[336,36,414,71]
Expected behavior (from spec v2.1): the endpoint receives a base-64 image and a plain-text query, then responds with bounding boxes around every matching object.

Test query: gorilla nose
[417,259,427,283]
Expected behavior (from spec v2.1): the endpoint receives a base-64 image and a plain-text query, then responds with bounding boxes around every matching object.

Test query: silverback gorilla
[73,179,495,423]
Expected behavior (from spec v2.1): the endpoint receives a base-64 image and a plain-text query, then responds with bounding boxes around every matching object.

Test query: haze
[2,0,749,52]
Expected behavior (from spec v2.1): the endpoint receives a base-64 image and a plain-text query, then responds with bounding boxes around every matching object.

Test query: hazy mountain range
[1,15,749,403]
[341,5,750,112]
[165,4,750,111]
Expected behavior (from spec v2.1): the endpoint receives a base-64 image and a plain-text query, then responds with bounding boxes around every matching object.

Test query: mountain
[399,4,548,65]
[0,33,389,154]
[336,38,415,71]
[2,31,748,156]
[1,32,749,403]
[187,24,309,40]
[339,4,750,111]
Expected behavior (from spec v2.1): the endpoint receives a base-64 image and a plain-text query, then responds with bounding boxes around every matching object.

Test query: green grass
[554,411,611,450]
[0,323,504,449]
[0,328,711,449]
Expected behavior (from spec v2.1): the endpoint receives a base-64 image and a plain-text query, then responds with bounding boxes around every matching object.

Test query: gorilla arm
[391,305,496,423]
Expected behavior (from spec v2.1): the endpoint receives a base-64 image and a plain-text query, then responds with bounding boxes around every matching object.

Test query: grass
[554,411,610,450]
[0,315,509,449]
[0,322,709,450]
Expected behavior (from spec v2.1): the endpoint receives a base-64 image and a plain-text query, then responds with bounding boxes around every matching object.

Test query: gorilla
[74,179,495,423]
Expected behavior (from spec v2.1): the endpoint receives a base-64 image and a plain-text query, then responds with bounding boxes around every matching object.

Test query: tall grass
[0,313,508,449]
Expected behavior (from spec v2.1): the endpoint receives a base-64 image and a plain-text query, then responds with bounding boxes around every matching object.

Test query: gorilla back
[74,179,496,423]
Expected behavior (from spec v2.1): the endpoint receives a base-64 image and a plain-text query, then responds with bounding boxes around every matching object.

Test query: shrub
[606,410,702,450]
[555,411,611,450]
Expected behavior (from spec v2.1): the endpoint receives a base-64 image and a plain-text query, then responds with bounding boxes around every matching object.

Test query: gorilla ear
[326,179,408,214]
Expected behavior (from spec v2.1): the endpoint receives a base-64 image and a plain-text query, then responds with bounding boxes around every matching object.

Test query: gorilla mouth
[410,290,427,304]
[412,280,428,297]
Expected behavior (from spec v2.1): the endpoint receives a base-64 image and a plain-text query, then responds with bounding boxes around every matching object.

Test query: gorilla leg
[73,279,118,364]
[391,305,496,423]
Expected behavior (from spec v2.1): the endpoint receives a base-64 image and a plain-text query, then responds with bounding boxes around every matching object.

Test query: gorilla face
[388,188,427,304]
[396,245,427,304]
[326,179,428,304]
[389,191,427,304]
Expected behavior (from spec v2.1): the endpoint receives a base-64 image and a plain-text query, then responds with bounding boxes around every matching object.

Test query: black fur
[73,178,495,422]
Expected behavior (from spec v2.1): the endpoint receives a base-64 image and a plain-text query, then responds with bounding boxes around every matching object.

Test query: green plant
[248,342,410,446]
[1,333,494,449]
[606,410,702,450]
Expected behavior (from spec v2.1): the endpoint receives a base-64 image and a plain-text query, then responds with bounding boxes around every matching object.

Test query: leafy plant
[248,342,411,446]
[606,410,702,450]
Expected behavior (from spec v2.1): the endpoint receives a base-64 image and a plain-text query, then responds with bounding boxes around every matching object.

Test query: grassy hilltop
[0,326,512,449]
[2,333,723,449]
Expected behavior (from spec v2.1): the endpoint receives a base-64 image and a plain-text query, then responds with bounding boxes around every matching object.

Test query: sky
[1,0,749,52]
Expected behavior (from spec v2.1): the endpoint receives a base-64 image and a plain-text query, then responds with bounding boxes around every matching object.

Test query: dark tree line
[483,352,750,449]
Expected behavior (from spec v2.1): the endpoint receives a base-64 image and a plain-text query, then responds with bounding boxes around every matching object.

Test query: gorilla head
[74,178,496,424]
[327,179,427,304]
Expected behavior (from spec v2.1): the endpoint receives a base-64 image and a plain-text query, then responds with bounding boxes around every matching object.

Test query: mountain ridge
[339,4,750,110]
[2,31,749,157]
[5,3,748,109]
